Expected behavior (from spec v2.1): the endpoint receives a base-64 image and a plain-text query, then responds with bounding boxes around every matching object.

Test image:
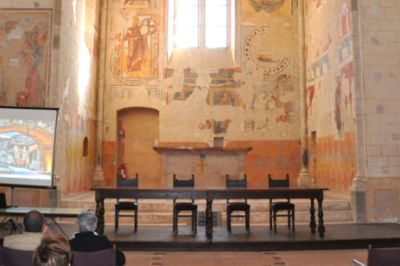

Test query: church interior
[0,0,399,265]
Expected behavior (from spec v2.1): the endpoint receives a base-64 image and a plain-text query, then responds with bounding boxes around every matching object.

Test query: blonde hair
[33,234,71,266]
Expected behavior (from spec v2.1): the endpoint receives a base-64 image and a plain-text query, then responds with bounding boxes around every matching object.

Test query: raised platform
[108,223,400,251]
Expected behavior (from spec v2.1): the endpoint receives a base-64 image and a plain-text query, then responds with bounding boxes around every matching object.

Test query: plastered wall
[0,0,100,199]
[102,0,302,186]
[305,0,357,194]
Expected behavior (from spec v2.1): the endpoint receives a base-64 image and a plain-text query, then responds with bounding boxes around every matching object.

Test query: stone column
[297,0,311,187]
[93,0,109,187]
[350,0,367,223]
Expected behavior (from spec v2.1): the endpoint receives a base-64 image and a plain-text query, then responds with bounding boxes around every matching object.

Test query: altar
[153,146,252,187]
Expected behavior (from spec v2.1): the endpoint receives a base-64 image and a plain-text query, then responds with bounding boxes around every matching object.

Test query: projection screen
[0,107,58,188]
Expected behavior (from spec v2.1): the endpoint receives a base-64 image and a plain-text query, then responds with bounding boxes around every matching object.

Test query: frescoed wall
[0,9,52,107]
[305,0,356,194]
[101,0,301,186]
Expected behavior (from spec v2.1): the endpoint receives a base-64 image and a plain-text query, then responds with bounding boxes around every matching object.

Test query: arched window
[167,0,236,62]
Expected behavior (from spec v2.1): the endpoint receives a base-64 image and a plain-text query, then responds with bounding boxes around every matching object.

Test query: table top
[92,187,328,200]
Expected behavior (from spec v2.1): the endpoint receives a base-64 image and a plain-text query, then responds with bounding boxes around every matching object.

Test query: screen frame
[0,106,59,189]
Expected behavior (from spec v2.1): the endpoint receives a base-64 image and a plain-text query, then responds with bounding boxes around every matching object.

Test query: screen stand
[0,186,22,234]
[9,186,17,208]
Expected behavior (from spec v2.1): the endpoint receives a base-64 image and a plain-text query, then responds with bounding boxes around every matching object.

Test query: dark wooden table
[92,187,328,239]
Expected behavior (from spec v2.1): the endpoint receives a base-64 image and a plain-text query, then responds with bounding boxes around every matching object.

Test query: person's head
[77,210,97,232]
[33,234,71,266]
[23,210,45,232]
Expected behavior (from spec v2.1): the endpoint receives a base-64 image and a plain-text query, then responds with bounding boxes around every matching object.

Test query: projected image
[0,107,57,187]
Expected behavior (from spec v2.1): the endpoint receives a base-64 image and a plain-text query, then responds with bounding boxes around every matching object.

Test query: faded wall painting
[242,0,295,22]
[110,14,158,85]
[0,9,52,107]
[305,0,356,193]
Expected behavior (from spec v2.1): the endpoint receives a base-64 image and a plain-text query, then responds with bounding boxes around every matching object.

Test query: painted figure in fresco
[124,18,148,72]
[18,21,48,107]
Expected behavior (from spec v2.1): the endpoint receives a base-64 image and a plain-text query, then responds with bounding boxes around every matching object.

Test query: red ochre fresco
[308,132,357,194]
[226,140,302,187]
[102,140,302,188]
[102,141,117,186]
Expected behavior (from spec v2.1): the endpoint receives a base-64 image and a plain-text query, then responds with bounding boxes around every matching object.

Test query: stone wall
[358,0,400,223]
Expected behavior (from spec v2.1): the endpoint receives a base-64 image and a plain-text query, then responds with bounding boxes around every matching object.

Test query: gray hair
[77,211,97,232]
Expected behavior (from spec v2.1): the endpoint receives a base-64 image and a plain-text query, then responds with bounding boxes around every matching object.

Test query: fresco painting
[244,27,292,76]
[199,119,232,134]
[242,0,294,22]
[173,68,197,101]
[110,14,158,85]
[305,0,356,193]
[0,10,51,107]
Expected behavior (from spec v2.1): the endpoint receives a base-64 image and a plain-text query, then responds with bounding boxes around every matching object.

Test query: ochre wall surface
[102,0,301,186]
[305,0,356,194]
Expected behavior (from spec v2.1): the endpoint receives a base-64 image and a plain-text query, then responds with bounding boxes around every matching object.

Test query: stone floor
[124,249,368,266]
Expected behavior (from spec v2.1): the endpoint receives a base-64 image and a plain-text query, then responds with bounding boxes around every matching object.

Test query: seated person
[70,210,126,266]
[33,234,71,266]
[3,210,52,251]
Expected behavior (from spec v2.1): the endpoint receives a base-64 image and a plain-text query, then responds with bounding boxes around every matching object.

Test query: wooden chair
[352,246,400,266]
[115,173,138,233]
[1,246,34,266]
[226,174,250,232]
[268,174,295,232]
[173,174,197,234]
[72,248,116,266]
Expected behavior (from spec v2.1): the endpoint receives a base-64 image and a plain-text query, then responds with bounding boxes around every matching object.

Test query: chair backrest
[367,246,400,266]
[1,246,34,266]
[117,173,138,188]
[173,174,195,204]
[226,174,247,204]
[173,174,195,188]
[0,192,7,208]
[226,174,247,188]
[268,173,289,188]
[72,248,116,266]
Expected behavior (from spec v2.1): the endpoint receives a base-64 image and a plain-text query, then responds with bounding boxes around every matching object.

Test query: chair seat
[227,202,250,211]
[174,202,197,211]
[115,201,137,210]
[272,202,294,212]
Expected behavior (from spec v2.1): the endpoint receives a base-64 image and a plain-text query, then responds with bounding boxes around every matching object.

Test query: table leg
[317,197,325,238]
[310,198,316,234]
[206,198,213,240]
[95,198,105,234]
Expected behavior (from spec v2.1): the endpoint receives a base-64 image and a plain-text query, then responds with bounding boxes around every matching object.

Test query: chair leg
[292,208,295,232]
[269,208,273,231]
[115,209,119,233]
[273,210,277,232]
[245,209,250,232]
[288,210,291,229]
[134,208,138,233]
[173,210,178,234]
[192,209,197,234]
[227,211,231,232]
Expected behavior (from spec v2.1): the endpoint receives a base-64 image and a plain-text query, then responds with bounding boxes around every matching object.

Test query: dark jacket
[69,231,125,265]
